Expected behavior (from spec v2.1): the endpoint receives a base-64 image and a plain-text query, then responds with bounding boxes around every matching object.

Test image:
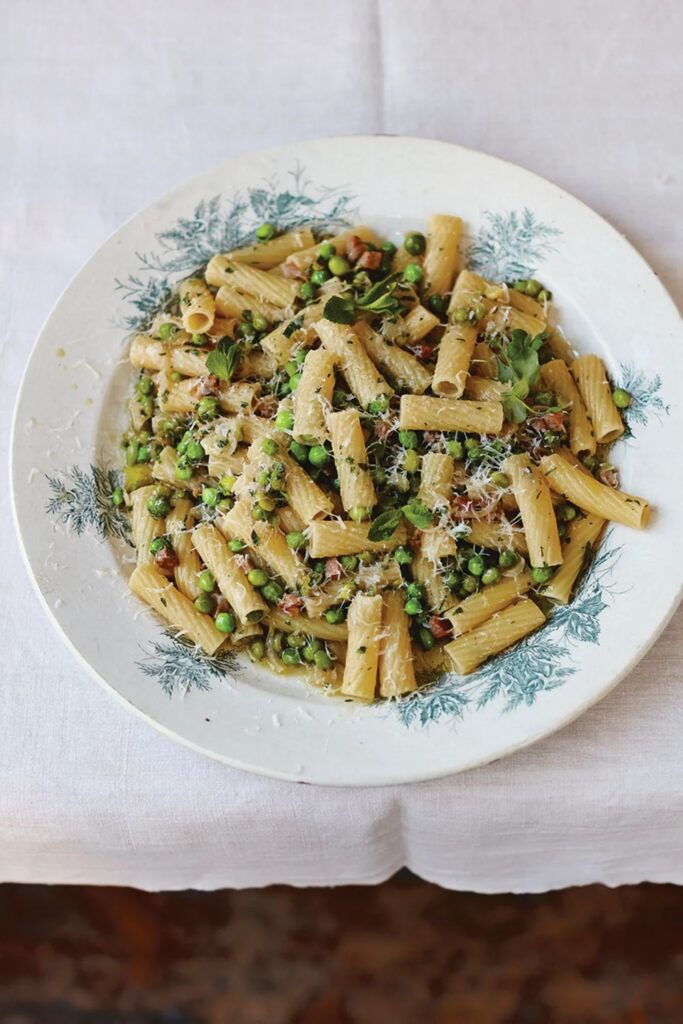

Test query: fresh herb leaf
[356,272,402,315]
[205,338,240,382]
[401,501,434,529]
[323,295,357,325]
[368,507,403,542]
[283,316,303,339]
[495,330,546,423]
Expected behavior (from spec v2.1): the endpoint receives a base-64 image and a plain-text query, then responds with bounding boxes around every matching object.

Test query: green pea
[452,307,470,324]
[582,454,598,471]
[215,612,236,634]
[557,503,577,522]
[149,537,168,555]
[285,360,298,377]
[467,446,484,461]
[447,440,464,460]
[525,279,542,297]
[558,522,567,539]
[247,568,268,587]
[175,461,192,481]
[288,633,306,649]
[313,649,332,670]
[146,493,170,519]
[310,269,330,286]
[394,547,413,566]
[461,576,479,595]
[158,322,176,340]
[249,639,266,661]
[228,538,246,552]
[427,294,445,316]
[403,450,420,474]
[464,438,479,452]
[318,242,336,260]
[202,486,219,507]
[198,569,215,592]
[125,440,139,466]
[275,409,294,431]
[404,597,423,616]
[340,555,358,572]
[137,375,153,396]
[482,567,501,586]
[299,282,316,302]
[289,440,309,464]
[328,255,350,276]
[405,582,422,600]
[404,231,426,256]
[257,494,276,512]
[286,531,307,550]
[252,505,269,522]
[612,388,631,409]
[308,445,330,468]
[237,322,256,341]
[197,396,219,421]
[418,626,435,650]
[332,389,348,408]
[467,555,485,577]
[398,430,419,449]
[256,222,276,241]
[219,475,236,495]
[281,647,301,666]
[261,582,284,604]
[261,437,279,456]
[498,549,518,568]
[372,467,388,486]
[490,471,510,488]
[513,280,529,293]
[444,571,461,590]
[368,395,390,415]
[349,506,371,522]
[532,566,554,584]
[288,372,302,391]
[194,593,214,614]
[170,371,182,383]
[251,313,268,332]
[111,486,124,507]
[270,462,286,485]
[325,607,346,624]
[381,240,397,256]
[186,441,205,463]
[403,262,423,284]
[471,302,486,321]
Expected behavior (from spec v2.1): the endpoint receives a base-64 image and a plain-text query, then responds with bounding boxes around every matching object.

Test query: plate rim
[10,134,683,786]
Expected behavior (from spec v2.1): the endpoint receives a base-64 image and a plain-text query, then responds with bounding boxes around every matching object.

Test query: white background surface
[3,0,683,891]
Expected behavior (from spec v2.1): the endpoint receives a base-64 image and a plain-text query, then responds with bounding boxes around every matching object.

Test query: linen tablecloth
[3,0,683,892]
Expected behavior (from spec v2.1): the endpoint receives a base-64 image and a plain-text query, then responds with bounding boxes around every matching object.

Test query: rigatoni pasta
[120,214,647,700]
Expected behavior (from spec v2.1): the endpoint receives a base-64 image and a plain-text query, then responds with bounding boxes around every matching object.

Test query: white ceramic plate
[11,136,683,786]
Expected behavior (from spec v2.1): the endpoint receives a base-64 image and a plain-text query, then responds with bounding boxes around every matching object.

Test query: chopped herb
[368,507,403,542]
[205,338,240,382]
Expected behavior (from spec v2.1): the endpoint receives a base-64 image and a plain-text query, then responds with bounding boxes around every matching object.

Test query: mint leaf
[368,507,403,542]
[205,338,240,382]
[323,295,357,325]
[356,272,402,315]
[402,501,434,529]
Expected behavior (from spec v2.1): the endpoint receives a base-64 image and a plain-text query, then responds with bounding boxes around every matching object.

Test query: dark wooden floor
[1,878,682,1022]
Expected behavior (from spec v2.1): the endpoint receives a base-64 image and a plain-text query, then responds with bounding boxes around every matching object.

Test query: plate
[11,136,683,786]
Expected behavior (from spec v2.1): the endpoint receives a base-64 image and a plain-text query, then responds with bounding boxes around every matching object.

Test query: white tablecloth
[3,0,683,892]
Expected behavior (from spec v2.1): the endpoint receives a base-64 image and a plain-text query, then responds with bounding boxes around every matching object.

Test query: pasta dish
[115,216,649,700]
